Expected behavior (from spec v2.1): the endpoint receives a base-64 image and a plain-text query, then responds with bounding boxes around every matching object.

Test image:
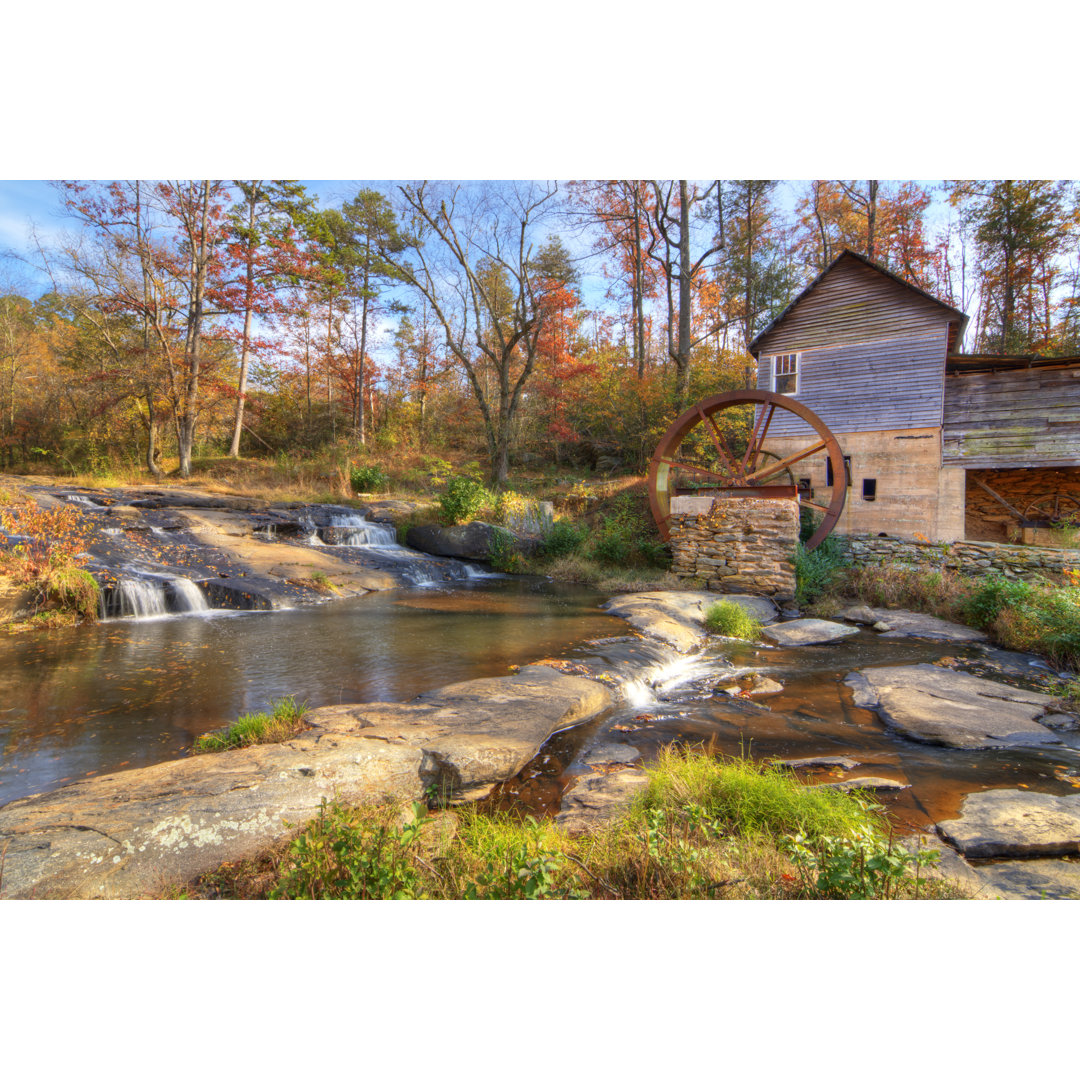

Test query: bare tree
[385,182,557,484]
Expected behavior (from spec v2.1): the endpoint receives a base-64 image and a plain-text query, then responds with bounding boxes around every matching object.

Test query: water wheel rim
[648,389,847,551]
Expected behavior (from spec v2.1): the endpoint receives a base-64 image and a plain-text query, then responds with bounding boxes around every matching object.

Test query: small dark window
[862,478,877,501]
[826,456,852,487]
[797,477,811,495]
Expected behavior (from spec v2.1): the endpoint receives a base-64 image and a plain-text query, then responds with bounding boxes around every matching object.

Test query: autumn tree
[947,180,1071,353]
[569,181,657,376]
[221,180,314,457]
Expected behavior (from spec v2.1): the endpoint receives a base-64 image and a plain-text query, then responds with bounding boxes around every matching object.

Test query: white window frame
[770,352,800,396]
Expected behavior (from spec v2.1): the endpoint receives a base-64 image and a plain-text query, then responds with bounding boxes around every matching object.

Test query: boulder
[937,789,1080,859]
[603,591,778,653]
[762,618,860,646]
[555,768,650,834]
[581,743,643,767]
[846,664,1062,749]
[405,521,535,561]
[0,665,612,898]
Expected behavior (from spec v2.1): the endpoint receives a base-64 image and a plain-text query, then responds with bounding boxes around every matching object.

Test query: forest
[1,179,1078,485]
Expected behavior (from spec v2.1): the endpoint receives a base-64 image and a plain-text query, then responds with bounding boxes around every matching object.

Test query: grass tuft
[703,600,761,640]
[193,697,309,753]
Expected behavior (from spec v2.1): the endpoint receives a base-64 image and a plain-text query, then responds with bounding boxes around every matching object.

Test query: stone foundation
[669,496,798,598]
[838,534,1080,581]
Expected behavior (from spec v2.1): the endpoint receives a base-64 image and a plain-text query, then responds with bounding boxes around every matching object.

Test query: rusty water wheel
[647,389,847,551]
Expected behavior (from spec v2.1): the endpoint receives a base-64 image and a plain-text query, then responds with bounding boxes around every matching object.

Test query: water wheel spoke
[743,440,828,485]
[696,405,741,478]
[742,403,775,474]
[802,500,833,514]
[658,458,732,484]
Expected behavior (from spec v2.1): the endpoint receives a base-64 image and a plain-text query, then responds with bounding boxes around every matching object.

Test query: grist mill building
[749,249,1080,544]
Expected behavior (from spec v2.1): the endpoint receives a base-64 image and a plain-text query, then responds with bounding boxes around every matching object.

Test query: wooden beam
[971,476,1026,520]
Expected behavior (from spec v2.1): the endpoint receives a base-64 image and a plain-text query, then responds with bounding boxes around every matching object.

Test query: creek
[3,486,1079,838]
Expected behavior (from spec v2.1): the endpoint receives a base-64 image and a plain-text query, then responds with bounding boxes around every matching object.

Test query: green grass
[704,600,762,640]
[193,697,309,753]
[794,535,847,607]
[183,745,960,900]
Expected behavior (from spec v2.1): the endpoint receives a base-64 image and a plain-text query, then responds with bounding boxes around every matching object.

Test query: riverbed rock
[778,755,861,771]
[747,675,784,696]
[581,742,643,767]
[762,619,859,646]
[818,776,910,792]
[974,857,1080,899]
[554,768,650,833]
[842,605,986,643]
[0,665,612,898]
[405,521,535,562]
[936,789,1080,859]
[846,664,1063,749]
[603,591,778,653]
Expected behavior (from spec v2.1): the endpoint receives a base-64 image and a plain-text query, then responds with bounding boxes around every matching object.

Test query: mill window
[771,353,799,395]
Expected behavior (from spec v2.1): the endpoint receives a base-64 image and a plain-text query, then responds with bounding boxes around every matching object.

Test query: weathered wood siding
[754,256,957,355]
[943,367,1080,468]
[756,329,949,436]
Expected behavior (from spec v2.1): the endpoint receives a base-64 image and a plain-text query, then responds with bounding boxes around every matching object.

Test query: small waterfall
[169,577,210,613]
[321,511,398,548]
[101,572,210,620]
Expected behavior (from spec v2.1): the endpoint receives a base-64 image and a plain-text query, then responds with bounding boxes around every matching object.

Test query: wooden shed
[748,249,1080,544]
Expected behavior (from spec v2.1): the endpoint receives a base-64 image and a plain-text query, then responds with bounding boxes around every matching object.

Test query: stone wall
[669,496,798,598]
[838,533,1080,581]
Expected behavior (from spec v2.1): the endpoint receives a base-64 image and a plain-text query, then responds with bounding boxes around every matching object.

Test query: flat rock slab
[778,756,861,771]
[603,591,778,653]
[581,743,643,767]
[974,858,1080,899]
[0,666,611,898]
[762,619,859,646]
[841,605,986,643]
[937,789,1080,859]
[846,664,1062,749]
[554,768,650,833]
[819,776,910,792]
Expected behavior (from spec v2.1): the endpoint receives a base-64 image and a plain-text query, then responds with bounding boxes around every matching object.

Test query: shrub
[41,564,100,622]
[193,696,309,753]
[439,476,491,525]
[271,800,425,900]
[794,536,847,607]
[350,463,389,493]
[541,519,586,559]
[704,600,761,640]
[488,528,527,573]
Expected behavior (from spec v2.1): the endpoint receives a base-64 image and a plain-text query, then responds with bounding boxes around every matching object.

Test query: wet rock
[603,590,778,653]
[582,743,642,767]
[1041,713,1080,731]
[778,755,861,770]
[843,605,986,643]
[747,675,784,696]
[0,665,612,898]
[846,664,1062,750]
[762,618,859,646]
[936,789,1080,859]
[554,768,650,833]
[818,776,910,792]
[872,621,892,632]
[841,604,877,625]
[406,521,535,561]
[974,857,1080,899]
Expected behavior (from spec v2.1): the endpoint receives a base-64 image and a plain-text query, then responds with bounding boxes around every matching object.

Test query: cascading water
[310,508,500,587]
[101,572,210,620]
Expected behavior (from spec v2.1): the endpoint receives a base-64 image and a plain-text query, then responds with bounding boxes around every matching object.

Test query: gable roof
[748,249,968,357]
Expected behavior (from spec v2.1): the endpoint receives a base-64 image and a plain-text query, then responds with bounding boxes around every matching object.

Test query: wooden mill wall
[755,329,949,436]
[942,367,1080,468]
[753,256,955,438]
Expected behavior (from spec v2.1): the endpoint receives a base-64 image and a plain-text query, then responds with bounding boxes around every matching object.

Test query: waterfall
[321,511,399,548]
[101,572,210,620]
